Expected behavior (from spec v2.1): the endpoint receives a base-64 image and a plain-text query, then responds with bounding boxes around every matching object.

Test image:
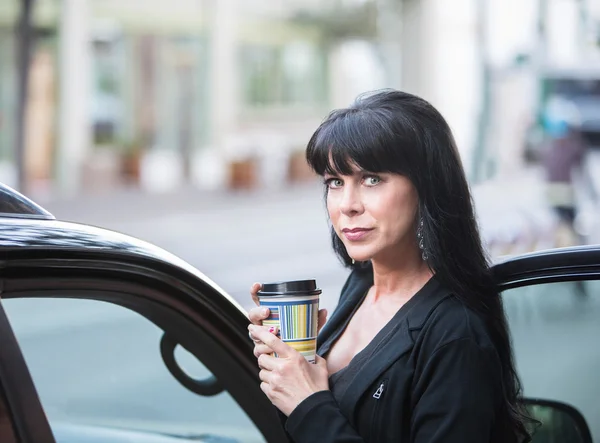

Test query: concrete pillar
[0,31,15,162]
[0,30,17,189]
[376,0,403,89]
[546,0,581,65]
[189,0,241,190]
[400,0,436,101]
[400,0,481,171]
[207,0,239,154]
[56,0,92,195]
[328,40,386,109]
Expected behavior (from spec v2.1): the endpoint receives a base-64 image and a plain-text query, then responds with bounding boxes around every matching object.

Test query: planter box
[228,158,258,190]
[287,151,315,183]
[121,152,142,185]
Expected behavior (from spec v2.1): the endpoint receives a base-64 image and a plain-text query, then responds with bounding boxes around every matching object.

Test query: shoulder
[416,292,496,356]
[411,295,502,390]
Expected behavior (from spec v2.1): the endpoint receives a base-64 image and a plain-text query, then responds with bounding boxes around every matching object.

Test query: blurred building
[1,0,599,196]
[1,0,356,195]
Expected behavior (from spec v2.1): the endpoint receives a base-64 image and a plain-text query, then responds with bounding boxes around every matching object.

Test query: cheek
[373,190,417,234]
[326,194,339,224]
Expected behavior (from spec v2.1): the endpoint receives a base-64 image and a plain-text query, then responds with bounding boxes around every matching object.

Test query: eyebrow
[324,169,377,177]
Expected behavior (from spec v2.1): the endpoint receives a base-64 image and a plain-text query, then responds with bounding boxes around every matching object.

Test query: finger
[317,308,328,333]
[250,282,263,306]
[248,306,270,325]
[315,354,327,368]
[257,353,279,371]
[249,325,293,358]
[248,325,278,344]
[253,343,274,359]
[248,330,262,343]
[260,381,270,397]
[259,368,269,382]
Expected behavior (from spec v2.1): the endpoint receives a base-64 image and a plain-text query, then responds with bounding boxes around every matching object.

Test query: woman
[248,90,533,442]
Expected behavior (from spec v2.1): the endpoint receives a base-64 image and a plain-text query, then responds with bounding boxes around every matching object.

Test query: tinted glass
[4,296,265,443]
[502,280,600,441]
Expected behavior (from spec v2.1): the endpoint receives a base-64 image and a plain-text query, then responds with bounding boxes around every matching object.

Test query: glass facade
[240,40,328,109]
[2,0,331,191]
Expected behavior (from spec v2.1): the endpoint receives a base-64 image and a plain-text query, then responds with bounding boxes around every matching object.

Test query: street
[3,176,600,441]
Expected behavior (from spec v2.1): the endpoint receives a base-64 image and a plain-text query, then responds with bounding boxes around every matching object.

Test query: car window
[3,297,266,443]
[502,279,600,441]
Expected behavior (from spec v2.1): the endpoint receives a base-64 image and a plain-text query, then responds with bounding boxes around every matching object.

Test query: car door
[0,217,289,443]
[0,296,56,443]
[494,245,600,441]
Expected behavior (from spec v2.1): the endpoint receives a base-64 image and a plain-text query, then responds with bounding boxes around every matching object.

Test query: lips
[342,228,373,241]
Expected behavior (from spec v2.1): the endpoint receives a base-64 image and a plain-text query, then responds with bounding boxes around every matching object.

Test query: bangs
[306,108,417,177]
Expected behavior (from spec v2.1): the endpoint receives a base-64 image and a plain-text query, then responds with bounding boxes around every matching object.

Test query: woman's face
[325,163,420,264]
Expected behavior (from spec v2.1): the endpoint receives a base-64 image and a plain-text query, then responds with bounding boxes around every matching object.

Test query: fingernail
[268,326,276,334]
[261,308,269,316]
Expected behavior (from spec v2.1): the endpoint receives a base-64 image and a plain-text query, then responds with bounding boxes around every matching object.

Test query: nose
[339,184,364,216]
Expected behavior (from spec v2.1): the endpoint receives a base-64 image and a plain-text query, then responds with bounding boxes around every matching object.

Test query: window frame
[1,274,288,443]
[493,246,600,290]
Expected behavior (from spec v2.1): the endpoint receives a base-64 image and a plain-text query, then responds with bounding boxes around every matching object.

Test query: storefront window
[241,39,327,109]
[92,35,125,147]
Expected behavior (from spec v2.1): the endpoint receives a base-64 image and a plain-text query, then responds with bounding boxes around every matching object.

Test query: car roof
[0,183,54,220]
[0,182,245,314]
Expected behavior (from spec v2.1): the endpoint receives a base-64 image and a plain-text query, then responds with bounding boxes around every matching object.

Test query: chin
[346,249,375,263]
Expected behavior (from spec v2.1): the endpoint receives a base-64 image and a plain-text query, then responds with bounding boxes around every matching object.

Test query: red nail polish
[268,326,276,334]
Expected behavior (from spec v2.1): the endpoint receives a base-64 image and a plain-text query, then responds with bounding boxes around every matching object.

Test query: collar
[330,269,453,329]
[404,275,454,330]
[324,272,454,426]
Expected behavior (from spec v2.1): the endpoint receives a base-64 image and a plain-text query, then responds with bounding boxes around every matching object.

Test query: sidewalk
[35,180,325,226]
[34,167,558,258]
[472,166,558,257]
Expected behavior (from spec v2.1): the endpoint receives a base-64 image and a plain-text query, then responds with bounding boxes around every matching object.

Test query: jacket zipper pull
[373,382,385,399]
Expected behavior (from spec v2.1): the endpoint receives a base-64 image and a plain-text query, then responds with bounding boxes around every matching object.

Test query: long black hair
[306,89,533,442]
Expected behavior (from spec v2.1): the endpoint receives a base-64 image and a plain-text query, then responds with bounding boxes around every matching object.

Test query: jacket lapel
[336,276,454,423]
[317,270,373,351]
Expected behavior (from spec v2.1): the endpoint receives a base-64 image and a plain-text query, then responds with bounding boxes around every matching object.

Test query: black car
[0,182,596,443]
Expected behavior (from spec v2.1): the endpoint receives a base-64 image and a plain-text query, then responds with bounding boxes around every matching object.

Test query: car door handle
[160,332,224,396]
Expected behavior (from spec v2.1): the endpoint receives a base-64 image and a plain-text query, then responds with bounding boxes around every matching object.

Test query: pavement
[472,166,559,256]
[36,165,564,259]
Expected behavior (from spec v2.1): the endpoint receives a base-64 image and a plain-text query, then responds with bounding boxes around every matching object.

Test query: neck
[369,247,433,303]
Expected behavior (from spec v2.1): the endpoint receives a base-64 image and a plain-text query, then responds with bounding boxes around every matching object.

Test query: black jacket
[281,269,506,442]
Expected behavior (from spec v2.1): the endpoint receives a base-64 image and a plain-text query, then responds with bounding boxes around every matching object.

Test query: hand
[249,324,330,416]
[248,282,269,328]
[248,282,328,360]
[248,282,275,358]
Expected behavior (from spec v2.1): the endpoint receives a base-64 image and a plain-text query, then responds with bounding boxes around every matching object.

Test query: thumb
[317,308,328,333]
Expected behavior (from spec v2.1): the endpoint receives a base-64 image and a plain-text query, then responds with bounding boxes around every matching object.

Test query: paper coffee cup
[257,279,321,363]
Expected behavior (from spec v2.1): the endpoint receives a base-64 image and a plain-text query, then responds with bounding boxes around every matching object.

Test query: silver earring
[417,218,429,261]
[351,259,356,265]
